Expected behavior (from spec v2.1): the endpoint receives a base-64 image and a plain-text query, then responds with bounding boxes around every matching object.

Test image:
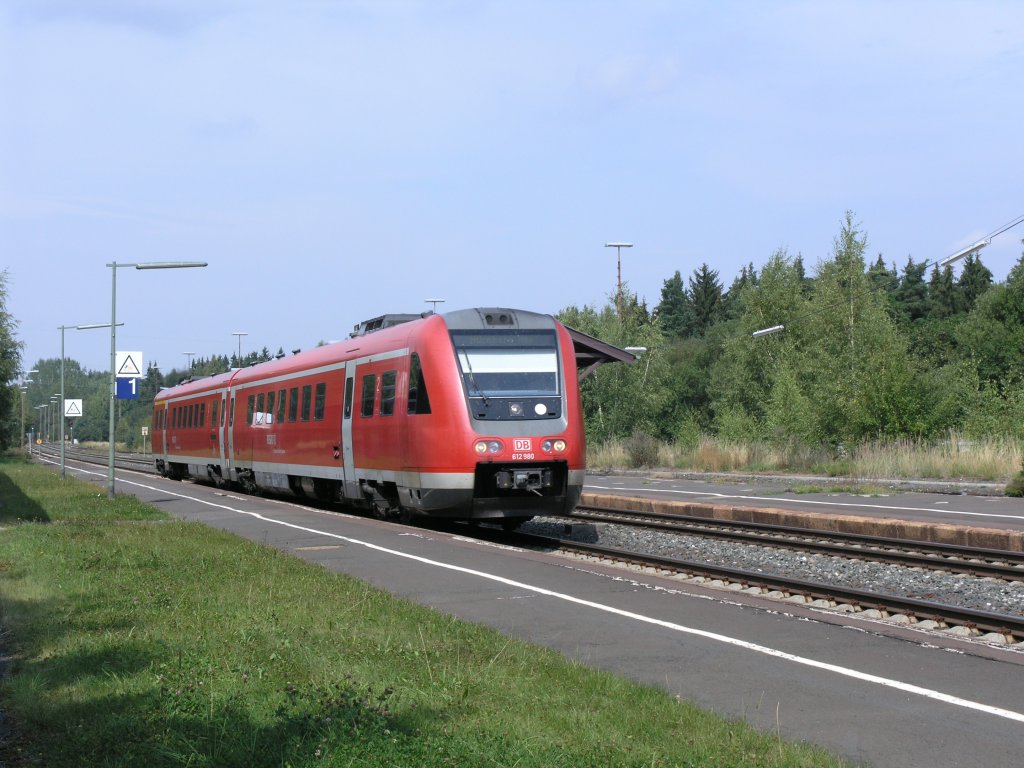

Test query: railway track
[491,526,1024,645]
[33,443,1024,645]
[561,504,1024,582]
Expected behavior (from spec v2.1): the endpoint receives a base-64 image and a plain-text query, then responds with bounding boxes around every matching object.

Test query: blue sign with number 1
[116,377,140,400]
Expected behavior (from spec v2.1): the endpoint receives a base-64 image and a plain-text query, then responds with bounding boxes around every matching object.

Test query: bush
[625,431,660,468]
[1006,462,1024,497]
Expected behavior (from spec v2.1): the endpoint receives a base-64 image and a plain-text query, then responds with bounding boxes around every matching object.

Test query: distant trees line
[8,346,284,451]
[4,212,1023,453]
[559,212,1024,448]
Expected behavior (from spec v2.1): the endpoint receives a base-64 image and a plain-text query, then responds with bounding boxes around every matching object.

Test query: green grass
[0,454,847,767]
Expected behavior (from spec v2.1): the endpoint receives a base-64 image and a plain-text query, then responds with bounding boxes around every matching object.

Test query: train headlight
[475,441,488,455]
[509,402,524,417]
[475,440,503,455]
[534,403,547,416]
[542,440,553,452]
[543,439,566,453]
[553,439,566,452]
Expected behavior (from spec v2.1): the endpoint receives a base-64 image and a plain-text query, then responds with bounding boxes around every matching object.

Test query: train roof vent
[350,313,423,337]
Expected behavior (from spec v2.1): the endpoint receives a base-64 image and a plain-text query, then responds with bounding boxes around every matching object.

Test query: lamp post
[34,405,45,445]
[604,242,633,316]
[50,396,60,443]
[18,370,37,452]
[231,332,247,367]
[105,261,207,498]
[58,325,115,479]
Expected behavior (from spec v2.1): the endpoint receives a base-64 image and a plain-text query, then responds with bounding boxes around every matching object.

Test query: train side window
[247,395,255,426]
[266,391,275,424]
[200,402,206,428]
[276,389,286,423]
[172,408,178,429]
[343,377,354,419]
[229,397,234,427]
[288,387,298,422]
[255,393,265,425]
[407,353,431,415]
[212,400,218,428]
[380,371,397,416]
[360,374,376,418]
[188,404,195,429]
[314,382,326,421]
[300,384,312,422]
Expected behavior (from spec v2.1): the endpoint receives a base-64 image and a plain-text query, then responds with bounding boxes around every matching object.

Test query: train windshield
[450,329,560,397]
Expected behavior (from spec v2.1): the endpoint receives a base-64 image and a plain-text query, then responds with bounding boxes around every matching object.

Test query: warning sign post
[115,351,144,378]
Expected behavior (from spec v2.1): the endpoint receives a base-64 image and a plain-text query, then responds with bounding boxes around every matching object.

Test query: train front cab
[401,309,586,522]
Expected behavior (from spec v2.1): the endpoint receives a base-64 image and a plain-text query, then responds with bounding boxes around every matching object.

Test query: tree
[708,249,808,437]
[957,252,993,312]
[1,270,25,450]
[688,264,723,337]
[722,262,757,320]
[928,265,958,319]
[558,289,671,444]
[957,253,1024,384]
[655,271,692,338]
[893,257,929,325]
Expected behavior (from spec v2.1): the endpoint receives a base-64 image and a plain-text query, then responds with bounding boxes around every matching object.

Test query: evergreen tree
[723,262,757,320]
[655,271,692,337]
[928,265,958,319]
[688,264,723,337]
[893,257,929,324]
[957,252,993,312]
[866,254,898,310]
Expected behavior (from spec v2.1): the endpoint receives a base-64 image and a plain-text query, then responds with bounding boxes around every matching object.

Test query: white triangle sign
[116,350,144,378]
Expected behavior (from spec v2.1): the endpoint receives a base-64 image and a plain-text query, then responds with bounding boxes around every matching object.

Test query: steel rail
[487,527,1024,642]
[563,504,1024,581]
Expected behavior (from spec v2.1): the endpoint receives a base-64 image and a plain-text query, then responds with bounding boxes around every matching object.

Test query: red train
[152,308,617,525]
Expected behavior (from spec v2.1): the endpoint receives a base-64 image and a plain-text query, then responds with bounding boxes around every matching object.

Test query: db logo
[513,439,532,451]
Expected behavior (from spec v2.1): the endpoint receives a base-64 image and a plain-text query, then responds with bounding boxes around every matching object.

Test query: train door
[159,403,168,457]
[217,390,227,470]
[341,365,357,500]
[226,390,236,480]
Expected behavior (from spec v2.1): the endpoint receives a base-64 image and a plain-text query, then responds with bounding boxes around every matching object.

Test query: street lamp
[604,242,633,316]
[105,261,207,498]
[424,299,445,313]
[940,238,990,268]
[752,324,785,338]
[231,332,247,366]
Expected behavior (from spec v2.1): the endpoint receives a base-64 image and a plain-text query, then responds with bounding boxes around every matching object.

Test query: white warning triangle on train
[115,350,144,378]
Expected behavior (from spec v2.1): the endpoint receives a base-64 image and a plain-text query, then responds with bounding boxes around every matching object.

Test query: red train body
[152,308,586,523]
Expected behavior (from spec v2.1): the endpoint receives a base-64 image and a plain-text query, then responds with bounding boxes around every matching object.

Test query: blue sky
[3,0,1023,376]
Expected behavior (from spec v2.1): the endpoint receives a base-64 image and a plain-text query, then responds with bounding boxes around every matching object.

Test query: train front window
[450,329,559,397]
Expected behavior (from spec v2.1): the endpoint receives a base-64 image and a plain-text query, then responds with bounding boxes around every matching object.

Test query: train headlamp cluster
[474,438,567,455]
